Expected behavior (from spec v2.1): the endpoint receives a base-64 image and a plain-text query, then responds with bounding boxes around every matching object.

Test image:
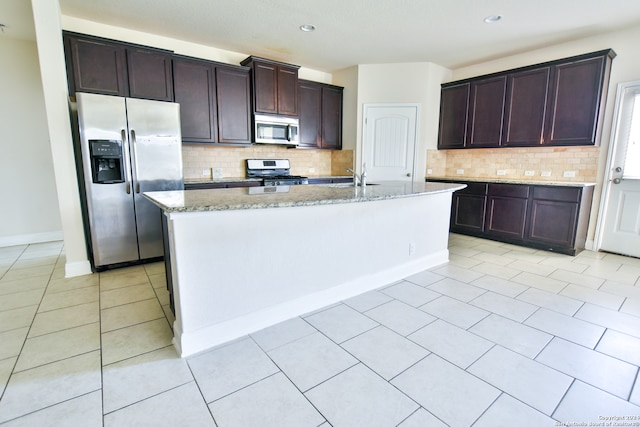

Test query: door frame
[361,103,421,181]
[593,79,640,251]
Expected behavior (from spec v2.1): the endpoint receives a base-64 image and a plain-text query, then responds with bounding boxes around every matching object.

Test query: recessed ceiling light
[300,24,316,32]
[483,15,503,23]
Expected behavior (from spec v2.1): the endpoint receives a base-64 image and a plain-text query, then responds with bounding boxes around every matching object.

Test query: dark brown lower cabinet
[485,184,530,240]
[526,186,593,252]
[450,182,487,234]
[432,179,594,255]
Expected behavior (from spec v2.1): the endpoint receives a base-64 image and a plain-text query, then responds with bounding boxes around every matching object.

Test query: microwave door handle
[287,125,292,142]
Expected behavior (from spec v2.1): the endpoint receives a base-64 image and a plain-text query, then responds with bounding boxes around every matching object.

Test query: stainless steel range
[246,159,309,186]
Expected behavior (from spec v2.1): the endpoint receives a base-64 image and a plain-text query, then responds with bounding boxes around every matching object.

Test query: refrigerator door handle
[121,129,132,194]
[130,129,139,193]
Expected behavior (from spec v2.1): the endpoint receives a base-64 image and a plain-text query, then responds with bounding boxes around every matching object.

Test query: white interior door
[363,104,419,182]
[599,81,640,258]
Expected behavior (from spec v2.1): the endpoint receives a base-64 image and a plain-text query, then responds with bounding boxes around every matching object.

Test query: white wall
[31,0,92,276]
[451,24,640,245]
[0,37,63,246]
[332,66,359,151]
[349,62,451,177]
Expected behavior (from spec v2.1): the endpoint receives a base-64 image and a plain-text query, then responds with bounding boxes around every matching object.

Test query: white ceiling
[3,0,640,72]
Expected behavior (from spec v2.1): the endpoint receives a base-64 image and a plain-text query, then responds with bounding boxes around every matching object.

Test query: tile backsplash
[182,144,354,180]
[426,146,600,182]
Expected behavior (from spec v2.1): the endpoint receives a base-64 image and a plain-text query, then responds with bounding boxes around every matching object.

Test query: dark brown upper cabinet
[63,32,174,102]
[215,65,252,145]
[126,48,173,101]
[321,85,343,150]
[298,81,322,148]
[438,49,615,149]
[544,55,609,146]
[298,80,343,150]
[467,76,507,148]
[241,56,300,116]
[437,83,470,149]
[172,57,217,143]
[502,67,551,147]
[64,34,128,97]
[172,56,251,146]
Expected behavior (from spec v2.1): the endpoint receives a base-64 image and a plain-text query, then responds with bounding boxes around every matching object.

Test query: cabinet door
[438,83,469,149]
[486,196,529,239]
[253,62,278,114]
[216,66,252,145]
[172,58,217,143]
[486,184,530,239]
[544,56,605,145]
[277,66,299,116]
[527,200,578,247]
[451,194,487,233]
[321,86,343,149]
[66,35,128,96]
[127,48,174,101]
[467,76,506,148]
[502,67,550,146]
[298,81,322,148]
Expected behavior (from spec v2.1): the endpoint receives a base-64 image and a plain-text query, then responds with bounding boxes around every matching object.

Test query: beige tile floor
[0,235,639,426]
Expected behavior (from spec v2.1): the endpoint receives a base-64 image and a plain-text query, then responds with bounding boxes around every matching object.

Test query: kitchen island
[145,181,465,357]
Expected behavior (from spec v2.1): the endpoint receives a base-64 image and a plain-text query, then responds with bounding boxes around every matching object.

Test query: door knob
[613,178,622,184]
[615,166,623,173]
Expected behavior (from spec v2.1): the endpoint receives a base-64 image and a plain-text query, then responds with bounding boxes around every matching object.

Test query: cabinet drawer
[532,186,581,202]
[489,183,529,198]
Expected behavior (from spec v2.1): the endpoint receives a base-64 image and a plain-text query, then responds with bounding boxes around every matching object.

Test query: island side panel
[167,191,453,356]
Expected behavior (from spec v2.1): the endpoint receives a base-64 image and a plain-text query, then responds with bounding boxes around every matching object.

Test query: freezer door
[76,93,139,267]
[126,98,183,260]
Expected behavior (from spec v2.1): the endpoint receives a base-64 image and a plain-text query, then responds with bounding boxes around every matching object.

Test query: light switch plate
[497,170,506,176]
[427,169,433,175]
[563,170,576,178]
[456,169,465,175]
[524,170,535,177]
[202,169,210,176]
[541,171,552,177]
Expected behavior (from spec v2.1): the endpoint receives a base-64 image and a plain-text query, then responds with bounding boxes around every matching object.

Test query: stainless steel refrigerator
[75,92,183,270]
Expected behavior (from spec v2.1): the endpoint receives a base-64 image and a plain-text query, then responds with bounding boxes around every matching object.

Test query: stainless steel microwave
[254,114,299,145]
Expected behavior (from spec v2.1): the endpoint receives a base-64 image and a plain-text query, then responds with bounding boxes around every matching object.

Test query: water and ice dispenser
[89,139,125,184]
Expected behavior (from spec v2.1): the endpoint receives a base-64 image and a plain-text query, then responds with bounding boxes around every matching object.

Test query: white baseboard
[65,260,93,278]
[0,231,64,248]
[585,239,595,251]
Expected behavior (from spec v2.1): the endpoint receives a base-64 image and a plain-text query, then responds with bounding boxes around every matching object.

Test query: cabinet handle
[406,172,412,177]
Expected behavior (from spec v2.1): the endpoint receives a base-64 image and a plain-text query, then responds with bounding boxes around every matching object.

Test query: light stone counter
[145,181,465,213]
[144,180,464,357]
[426,176,596,187]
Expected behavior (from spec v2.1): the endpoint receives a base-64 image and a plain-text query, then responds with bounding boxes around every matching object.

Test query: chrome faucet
[346,163,367,187]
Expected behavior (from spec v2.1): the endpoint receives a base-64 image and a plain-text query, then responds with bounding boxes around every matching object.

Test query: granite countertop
[184,176,354,185]
[184,177,262,185]
[426,176,596,187]
[144,181,466,213]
